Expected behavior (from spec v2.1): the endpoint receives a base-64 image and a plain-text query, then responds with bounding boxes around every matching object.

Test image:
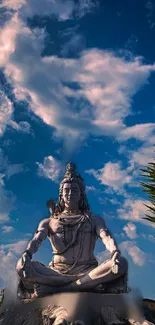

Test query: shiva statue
[16,163,128,298]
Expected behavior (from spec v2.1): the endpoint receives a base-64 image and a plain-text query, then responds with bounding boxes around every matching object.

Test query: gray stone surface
[0,292,128,325]
[0,292,155,325]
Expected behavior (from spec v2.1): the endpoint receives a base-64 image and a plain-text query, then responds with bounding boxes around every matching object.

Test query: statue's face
[62,182,81,208]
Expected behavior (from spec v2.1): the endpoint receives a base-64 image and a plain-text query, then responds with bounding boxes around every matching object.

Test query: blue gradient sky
[0,0,155,298]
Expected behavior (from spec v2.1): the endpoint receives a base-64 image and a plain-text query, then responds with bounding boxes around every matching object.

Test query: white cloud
[0,185,15,224]
[0,174,5,186]
[7,164,24,179]
[118,199,155,227]
[117,134,155,191]
[75,0,99,19]
[0,14,20,67]
[87,162,132,191]
[2,225,14,233]
[0,149,24,179]
[140,233,155,242]
[129,145,155,168]
[0,0,74,20]
[6,44,155,147]
[86,185,96,192]
[0,0,25,11]
[0,150,24,224]
[148,234,155,241]
[0,250,18,291]
[146,1,155,29]
[0,0,155,148]
[0,213,10,223]
[37,155,63,182]
[96,249,111,265]
[128,246,146,266]
[0,240,28,254]
[119,240,146,266]
[0,0,98,21]
[123,222,137,239]
[0,90,13,136]
[61,34,85,57]
[0,239,28,292]
[10,120,32,134]
[118,123,155,142]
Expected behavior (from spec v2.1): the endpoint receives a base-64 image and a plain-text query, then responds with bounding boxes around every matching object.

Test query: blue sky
[0,0,155,298]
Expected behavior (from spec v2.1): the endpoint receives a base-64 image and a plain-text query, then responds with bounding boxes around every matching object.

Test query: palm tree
[140,160,155,223]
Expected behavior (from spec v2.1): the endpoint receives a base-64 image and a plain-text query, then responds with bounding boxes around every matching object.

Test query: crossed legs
[16,256,128,297]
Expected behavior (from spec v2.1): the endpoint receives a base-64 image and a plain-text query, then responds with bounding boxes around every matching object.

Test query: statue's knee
[119,256,128,274]
[16,259,23,277]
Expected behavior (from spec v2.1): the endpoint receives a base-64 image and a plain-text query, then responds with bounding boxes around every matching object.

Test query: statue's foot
[104,273,128,294]
[17,279,34,299]
[33,283,57,298]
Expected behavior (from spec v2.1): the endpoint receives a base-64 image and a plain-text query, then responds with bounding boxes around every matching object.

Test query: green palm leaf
[140,153,155,224]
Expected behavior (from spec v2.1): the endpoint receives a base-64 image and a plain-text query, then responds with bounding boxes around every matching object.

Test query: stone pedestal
[0,291,154,325]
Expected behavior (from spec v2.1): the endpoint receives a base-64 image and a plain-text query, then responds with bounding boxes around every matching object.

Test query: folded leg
[65,256,128,291]
[16,258,78,289]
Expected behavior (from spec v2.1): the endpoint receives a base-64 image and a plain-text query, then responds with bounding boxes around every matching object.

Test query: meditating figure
[16,163,128,298]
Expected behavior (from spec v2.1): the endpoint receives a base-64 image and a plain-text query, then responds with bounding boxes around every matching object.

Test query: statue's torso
[48,214,98,268]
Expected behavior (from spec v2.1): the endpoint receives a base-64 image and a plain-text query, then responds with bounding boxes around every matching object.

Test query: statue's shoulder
[38,218,50,229]
[86,212,98,225]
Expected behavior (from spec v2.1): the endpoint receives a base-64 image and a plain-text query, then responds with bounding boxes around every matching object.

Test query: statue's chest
[49,217,95,248]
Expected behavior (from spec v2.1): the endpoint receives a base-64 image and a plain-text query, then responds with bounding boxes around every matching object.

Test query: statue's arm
[25,218,49,258]
[95,216,119,255]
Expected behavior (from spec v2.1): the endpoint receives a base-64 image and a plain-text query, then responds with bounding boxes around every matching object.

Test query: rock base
[0,292,154,325]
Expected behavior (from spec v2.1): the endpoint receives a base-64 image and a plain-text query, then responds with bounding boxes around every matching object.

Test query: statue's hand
[111,250,121,274]
[21,251,32,278]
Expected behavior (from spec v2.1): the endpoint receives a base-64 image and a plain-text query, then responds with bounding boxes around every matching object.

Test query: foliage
[140,161,155,223]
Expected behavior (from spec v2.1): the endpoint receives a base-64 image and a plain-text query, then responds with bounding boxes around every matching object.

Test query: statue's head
[55,162,90,214]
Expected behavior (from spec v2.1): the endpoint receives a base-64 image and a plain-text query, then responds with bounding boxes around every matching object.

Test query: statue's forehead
[63,182,79,189]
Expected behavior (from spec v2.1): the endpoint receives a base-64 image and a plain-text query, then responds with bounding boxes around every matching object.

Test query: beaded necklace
[52,212,94,274]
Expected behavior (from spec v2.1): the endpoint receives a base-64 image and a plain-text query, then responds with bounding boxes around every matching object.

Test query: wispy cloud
[0,240,28,254]
[75,0,99,19]
[146,1,155,29]
[0,14,19,67]
[0,149,25,224]
[96,249,111,265]
[118,123,155,142]
[123,222,137,239]
[86,185,96,192]
[0,0,155,149]
[0,239,28,291]
[128,144,155,168]
[60,34,85,57]
[117,135,155,190]
[0,89,13,136]
[86,162,132,191]
[37,155,63,182]
[141,233,155,242]
[0,0,98,21]
[2,225,14,233]
[0,149,24,179]
[0,185,15,224]
[119,240,146,266]
[9,120,32,134]
[118,199,155,227]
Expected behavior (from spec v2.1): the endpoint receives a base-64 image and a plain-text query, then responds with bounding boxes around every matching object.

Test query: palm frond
[139,156,155,223]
